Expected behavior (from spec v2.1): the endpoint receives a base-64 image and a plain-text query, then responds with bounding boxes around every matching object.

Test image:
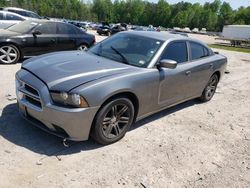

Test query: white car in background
[0,11,28,29]
[0,7,41,19]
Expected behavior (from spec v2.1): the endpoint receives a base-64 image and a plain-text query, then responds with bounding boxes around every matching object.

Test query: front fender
[70,69,160,118]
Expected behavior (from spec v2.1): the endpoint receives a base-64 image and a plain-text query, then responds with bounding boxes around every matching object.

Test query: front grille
[25,95,42,108]
[19,82,42,109]
[25,84,39,96]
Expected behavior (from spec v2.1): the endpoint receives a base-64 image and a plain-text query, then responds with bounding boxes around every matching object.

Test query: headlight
[50,92,89,108]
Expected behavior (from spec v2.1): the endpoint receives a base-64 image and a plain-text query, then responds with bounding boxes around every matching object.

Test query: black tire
[0,44,20,64]
[92,98,135,145]
[199,74,219,102]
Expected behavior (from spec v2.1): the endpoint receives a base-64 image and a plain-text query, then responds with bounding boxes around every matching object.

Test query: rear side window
[8,9,25,16]
[57,23,76,35]
[6,13,24,20]
[190,42,210,60]
[0,12,3,20]
[36,23,57,34]
[74,27,84,35]
[161,41,188,63]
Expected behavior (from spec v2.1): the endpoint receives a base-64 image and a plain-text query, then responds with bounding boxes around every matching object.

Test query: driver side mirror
[157,59,177,69]
[32,30,42,37]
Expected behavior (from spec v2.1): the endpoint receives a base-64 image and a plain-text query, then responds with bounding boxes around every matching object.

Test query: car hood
[22,51,137,91]
[0,29,19,37]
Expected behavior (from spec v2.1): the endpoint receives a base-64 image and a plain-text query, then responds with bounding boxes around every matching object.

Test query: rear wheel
[92,98,134,145]
[77,44,88,51]
[0,44,20,64]
[199,74,219,102]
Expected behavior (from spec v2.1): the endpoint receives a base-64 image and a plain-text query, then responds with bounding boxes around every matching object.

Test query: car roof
[124,31,187,41]
[2,7,31,12]
[22,19,66,24]
[123,31,208,47]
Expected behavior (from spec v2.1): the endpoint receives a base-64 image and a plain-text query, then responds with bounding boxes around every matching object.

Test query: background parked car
[0,7,41,19]
[97,25,111,36]
[0,20,95,64]
[111,23,127,35]
[0,10,28,29]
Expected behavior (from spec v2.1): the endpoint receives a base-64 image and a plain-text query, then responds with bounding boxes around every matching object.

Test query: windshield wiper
[110,46,129,65]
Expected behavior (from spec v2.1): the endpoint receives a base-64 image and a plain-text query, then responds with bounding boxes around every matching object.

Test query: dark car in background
[97,25,111,36]
[0,20,95,64]
[111,23,127,35]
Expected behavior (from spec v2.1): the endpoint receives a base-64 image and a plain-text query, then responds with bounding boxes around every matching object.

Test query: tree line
[0,0,249,31]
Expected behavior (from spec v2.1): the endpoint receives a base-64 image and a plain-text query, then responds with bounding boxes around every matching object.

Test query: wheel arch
[213,71,221,81]
[79,42,89,47]
[90,91,140,136]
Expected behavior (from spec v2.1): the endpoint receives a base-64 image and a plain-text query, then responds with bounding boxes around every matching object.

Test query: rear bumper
[16,69,99,141]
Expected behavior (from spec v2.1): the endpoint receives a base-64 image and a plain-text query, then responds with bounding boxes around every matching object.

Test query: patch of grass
[209,44,250,54]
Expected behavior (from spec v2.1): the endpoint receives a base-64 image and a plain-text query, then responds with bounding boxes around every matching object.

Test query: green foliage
[209,44,250,53]
[1,0,249,31]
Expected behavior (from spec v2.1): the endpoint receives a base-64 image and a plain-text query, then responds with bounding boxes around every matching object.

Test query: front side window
[89,33,163,67]
[36,23,56,34]
[161,41,188,63]
[190,42,209,60]
[8,10,25,16]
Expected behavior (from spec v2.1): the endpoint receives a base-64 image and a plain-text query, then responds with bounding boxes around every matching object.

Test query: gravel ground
[0,31,249,188]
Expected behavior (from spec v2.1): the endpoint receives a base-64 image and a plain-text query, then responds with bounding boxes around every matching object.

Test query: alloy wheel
[102,104,131,139]
[0,45,19,64]
[77,45,88,51]
[205,75,218,100]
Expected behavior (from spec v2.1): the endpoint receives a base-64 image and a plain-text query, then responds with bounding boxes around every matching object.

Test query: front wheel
[199,74,219,102]
[92,98,135,145]
[0,44,20,64]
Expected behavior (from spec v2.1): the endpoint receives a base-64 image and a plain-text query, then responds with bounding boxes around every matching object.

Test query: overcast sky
[149,0,250,9]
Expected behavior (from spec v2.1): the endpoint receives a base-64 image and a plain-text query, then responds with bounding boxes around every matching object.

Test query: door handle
[185,71,191,76]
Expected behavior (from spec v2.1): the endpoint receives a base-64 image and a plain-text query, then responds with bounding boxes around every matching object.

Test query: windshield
[7,20,39,33]
[88,33,164,67]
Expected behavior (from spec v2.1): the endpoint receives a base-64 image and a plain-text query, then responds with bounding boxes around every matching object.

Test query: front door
[158,41,192,107]
[22,23,57,56]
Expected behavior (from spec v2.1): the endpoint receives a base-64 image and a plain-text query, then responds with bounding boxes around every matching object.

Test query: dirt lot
[0,32,249,188]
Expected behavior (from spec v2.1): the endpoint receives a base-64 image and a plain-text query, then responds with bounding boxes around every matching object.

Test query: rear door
[56,23,77,51]
[185,41,214,98]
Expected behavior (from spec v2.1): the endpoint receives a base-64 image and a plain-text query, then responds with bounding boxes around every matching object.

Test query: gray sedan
[16,31,227,144]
